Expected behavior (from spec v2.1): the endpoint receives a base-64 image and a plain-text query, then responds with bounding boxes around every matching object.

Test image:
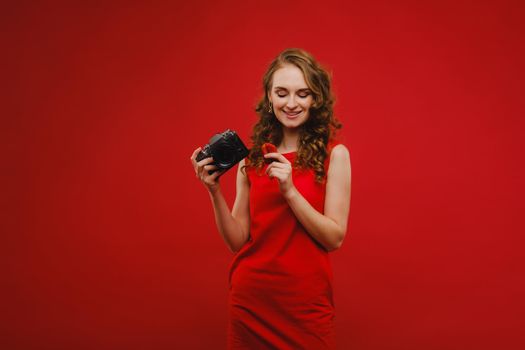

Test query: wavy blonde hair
[242,48,342,183]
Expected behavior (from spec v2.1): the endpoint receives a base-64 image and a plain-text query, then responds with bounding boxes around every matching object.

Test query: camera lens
[214,144,236,168]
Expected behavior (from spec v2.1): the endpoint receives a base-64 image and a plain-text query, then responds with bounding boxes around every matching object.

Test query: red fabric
[227,141,341,349]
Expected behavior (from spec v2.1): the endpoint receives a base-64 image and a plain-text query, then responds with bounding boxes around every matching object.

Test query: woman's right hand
[190,147,225,194]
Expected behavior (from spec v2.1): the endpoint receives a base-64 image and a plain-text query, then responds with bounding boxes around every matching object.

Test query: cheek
[301,98,314,109]
[274,98,286,108]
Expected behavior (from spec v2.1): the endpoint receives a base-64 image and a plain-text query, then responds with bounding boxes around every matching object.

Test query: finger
[204,164,219,171]
[191,149,202,173]
[266,162,289,176]
[210,169,225,180]
[263,152,290,164]
[196,156,215,167]
[270,168,287,176]
[190,147,202,161]
[267,168,280,178]
[267,162,290,169]
[265,163,277,175]
[198,164,214,178]
[268,168,288,178]
[196,161,209,178]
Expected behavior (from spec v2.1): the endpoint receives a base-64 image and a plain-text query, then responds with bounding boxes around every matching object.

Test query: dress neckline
[281,150,297,158]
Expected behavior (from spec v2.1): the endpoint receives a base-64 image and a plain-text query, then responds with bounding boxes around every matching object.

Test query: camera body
[196,129,249,176]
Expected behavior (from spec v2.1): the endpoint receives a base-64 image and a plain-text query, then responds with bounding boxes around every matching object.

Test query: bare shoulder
[330,144,351,165]
[327,144,351,182]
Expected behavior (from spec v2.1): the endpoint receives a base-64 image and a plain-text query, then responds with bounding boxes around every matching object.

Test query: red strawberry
[262,143,278,163]
[262,142,277,154]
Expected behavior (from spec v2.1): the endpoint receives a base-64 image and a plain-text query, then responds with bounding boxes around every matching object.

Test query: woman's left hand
[264,153,295,196]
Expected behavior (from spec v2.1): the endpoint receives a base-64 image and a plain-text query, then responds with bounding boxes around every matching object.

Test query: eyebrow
[274,86,311,92]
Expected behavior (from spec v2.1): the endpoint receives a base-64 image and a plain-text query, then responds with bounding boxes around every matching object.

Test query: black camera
[196,129,249,176]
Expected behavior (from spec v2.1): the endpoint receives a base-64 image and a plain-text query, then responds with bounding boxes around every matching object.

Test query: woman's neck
[278,127,300,153]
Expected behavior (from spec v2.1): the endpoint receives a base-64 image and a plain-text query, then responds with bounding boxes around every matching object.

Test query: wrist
[282,186,299,201]
[208,185,222,197]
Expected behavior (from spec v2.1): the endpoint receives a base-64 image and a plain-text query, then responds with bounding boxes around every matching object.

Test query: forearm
[208,188,248,253]
[284,187,344,251]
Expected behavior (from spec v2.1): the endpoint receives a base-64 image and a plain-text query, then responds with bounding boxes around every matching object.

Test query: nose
[286,95,298,109]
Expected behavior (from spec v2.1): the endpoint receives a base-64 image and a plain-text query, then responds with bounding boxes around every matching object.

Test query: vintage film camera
[195,129,249,176]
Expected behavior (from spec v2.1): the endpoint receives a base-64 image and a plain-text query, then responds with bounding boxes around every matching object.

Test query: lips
[284,110,302,118]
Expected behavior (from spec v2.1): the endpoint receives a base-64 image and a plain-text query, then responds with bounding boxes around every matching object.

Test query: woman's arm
[208,158,251,254]
[190,148,251,254]
[265,145,351,251]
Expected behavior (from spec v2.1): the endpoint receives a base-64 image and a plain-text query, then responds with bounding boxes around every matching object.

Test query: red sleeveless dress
[227,142,341,350]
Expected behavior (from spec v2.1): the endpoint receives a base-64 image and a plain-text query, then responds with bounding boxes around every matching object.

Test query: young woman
[190,48,351,349]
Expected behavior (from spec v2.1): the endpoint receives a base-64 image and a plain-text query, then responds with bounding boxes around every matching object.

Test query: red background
[3,1,524,349]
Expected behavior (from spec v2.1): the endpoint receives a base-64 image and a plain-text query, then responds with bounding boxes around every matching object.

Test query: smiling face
[268,64,314,129]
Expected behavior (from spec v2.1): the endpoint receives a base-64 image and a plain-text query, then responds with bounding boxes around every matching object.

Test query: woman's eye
[276,92,309,98]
